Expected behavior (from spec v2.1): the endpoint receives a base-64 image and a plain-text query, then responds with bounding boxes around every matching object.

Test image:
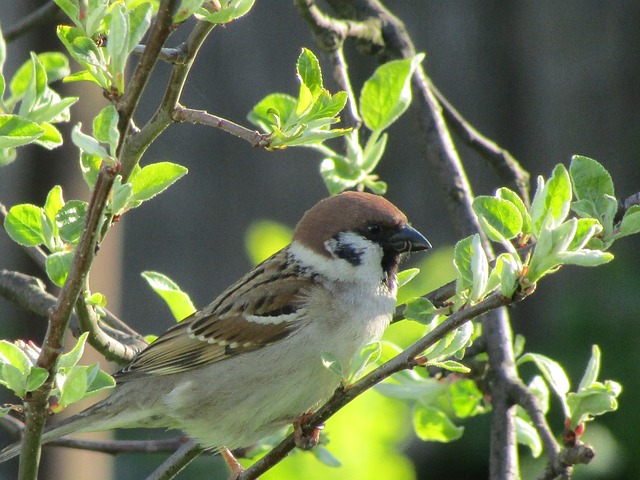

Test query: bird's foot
[293,410,324,450]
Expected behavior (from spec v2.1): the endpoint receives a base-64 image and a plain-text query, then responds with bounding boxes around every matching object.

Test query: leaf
[127,2,153,54]
[413,405,464,442]
[516,416,542,457]
[247,93,296,133]
[497,188,531,235]
[54,0,81,27]
[0,341,32,372]
[349,341,381,382]
[58,332,89,369]
[376,379,445,401]
[4,203,47,246]
[56,200,88,244]
[85,365,115,396]
[244,220,292,265]
[555,250,613,267]
[93,105,119,155]
[570,155,615,216]
[360,53,425,132]
[197,0,255,24]
[72,123,111,159]
[453,235,474,293]
[46,251,75,287]
[427,360,470,373]
[473,195,523,240]
[25,367,49,392]
[449,379,484,418]
[33,123,64,150]
[80,153,102,189]
[618,206,640,238]
[313,446,342,468]
[59,365,88,408]
[518,352,570,415]
[469,234,488,302]
[530,165,572,235]
[397,268,420,289]
[567,380,621,426]
[107,4,129,84]
[130,162,188,203]
[141,271,196,321]
[320,351,344,378]
[175,0,205,22]
[2,364,26,397]
[44,185,65,230]
[0,115,45,148]
[403,297,436,324]
[296,48,323,114]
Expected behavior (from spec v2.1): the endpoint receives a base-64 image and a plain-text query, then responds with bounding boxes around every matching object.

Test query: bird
[0,191,430,471]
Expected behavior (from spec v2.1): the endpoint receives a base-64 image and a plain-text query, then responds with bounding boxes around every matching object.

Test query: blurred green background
[1,1,639,479]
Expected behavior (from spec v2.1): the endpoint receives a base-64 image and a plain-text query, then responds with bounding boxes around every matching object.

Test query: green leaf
[568,380,621,426]
[33,122,64,150]
[58,332,89,369]
[18,53,48,117]
[427,360,470,373]
[141,271,196,321]
[247,93,296,133]
[4,203,47,246]
[0,341,32,372]
[0,148,17,166]
[578,345,601,392]
[518,352,570,415]
[46,250,75,286]
[80,153,102,189]
[494,253,519,298]
[93,105,119,155]
[44,185,65,230]
[568,218,602,251]
[516,416,542,457]
[196,0,255,24]
[360,53,425,132]
[56,199,88,244]
[426,321,474,361]
[110,177,132,215]
[320,351,344,378]
[473,195,523,241]
[59,365,88,408]
[54,0,81,27]
[72,123,111,159]
[497,187,531,235]
[296,48,323,115]
[0,25,6,72]
[413,405,463,442]
[570,155,615,216]
[449,379,484,418]
[107,4,129,87]
[2,364,26,397]
[244,220,292,265]
[127,2,153,54]
[313,446,342,468]
[349,341,381,382]
[175,0,205,22]
[617,206,640,238]
[85,364,115,396]
[528,375,550,414]
[453,235,474,293]
[555,249,614,267]
[469,234,488,302]
[25,367,49,392]
[130,162,188,203]
[0,115,45,148]
[403,297,436,324]
[397,268,420,289]
[530,165,572,235]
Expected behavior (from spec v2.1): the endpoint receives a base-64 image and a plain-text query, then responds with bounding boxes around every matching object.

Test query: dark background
[1,1,639,479]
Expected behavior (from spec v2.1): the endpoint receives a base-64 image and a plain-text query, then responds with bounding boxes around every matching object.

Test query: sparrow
[0,191,430,469]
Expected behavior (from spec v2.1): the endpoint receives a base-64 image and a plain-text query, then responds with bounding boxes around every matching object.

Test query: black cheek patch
[332,240,363,266]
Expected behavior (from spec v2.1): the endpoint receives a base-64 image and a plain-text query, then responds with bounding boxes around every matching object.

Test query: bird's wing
[116,249,316,380]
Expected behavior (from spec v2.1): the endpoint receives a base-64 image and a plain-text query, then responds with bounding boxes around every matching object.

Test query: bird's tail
[0,396,128,462]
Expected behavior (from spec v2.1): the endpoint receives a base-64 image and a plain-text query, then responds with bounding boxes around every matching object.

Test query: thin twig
[427,80,531,206]
[172,106,270,148]
[145,440,204,480]
[329,47,362,130]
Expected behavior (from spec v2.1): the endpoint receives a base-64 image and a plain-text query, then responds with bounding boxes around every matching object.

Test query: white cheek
[290,234,385,285]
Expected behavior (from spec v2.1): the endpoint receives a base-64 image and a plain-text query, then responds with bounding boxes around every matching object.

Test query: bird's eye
[367,223,382,235]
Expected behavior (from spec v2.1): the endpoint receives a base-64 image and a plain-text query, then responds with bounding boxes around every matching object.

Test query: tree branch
[18,163,119,480]
[145,439,203,480]
[3,2,62,42]
[172,106,270,148]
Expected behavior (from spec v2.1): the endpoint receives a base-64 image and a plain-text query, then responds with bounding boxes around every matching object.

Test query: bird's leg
[293,410,324,450]
[220,447,244,480]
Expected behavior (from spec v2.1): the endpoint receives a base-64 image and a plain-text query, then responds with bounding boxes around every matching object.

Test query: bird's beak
[388,225,431,253]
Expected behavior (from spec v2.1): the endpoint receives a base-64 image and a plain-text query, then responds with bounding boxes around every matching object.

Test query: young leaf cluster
[248,48,349,150]
[0,30,77,165]
[0,334,115,414]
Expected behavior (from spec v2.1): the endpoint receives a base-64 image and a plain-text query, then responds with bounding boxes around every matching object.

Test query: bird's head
[290,191,431,288]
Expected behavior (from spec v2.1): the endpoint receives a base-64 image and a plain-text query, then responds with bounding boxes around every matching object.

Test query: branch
[428,80,531,206]
[18,163,119,480]
[238,291,520,480]
[172,106,270,148]
[145,439,203,480]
